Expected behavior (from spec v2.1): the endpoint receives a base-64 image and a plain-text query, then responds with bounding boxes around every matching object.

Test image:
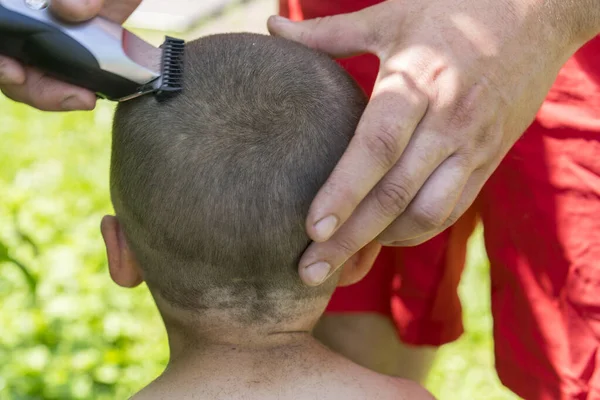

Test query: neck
[155,301,325,363]
[166,323,319,363]
[152,291,328,360]
[168,330,321,365]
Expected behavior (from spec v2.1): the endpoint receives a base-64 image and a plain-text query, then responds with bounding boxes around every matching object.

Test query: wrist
[549,0,600,47]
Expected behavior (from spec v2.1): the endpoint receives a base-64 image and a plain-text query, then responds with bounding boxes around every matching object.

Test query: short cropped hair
[111,33,366,321]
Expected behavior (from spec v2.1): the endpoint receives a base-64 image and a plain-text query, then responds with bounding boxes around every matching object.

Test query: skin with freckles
[130,339,430,400]
[267,0,600,286]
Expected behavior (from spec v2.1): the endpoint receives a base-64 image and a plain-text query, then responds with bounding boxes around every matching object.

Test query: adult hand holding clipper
[0,0,142,111]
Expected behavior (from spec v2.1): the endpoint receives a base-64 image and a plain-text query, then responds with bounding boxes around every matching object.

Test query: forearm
[548,0,600,47]
[575,0,600,39]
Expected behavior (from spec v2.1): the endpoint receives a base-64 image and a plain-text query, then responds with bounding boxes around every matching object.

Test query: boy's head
[101,33,380,337]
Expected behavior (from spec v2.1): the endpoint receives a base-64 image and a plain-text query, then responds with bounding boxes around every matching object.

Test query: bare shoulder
[128,387,153,400]
[340,369,435,400]
[328,357,436,400]
[127,379,173,400]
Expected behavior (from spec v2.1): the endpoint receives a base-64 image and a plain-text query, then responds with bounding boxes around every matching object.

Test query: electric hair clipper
[0,0,185,101]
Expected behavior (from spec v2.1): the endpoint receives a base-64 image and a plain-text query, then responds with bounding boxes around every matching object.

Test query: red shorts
[280,2,600,399]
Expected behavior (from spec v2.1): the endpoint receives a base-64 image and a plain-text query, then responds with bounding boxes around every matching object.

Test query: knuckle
[413,88,429,110]
[333,235,359,256]
[374,180,413,216]
[444,211,461,228]
[448,99,476,130]
[479,124,504,154]
[402,73,429,109]
[464,123,503,166]
[448,115,501,165]
[451,152,476,174]
[416,138,445,165]
[382,70,429,111]
[28,88,49,110]
[410,133,455,167]
[364,24,385,51]
[473,122,497,147]
[30,76,63,110]
[411,204,447,231]
[446,83,489,131]
[362,124,401,170]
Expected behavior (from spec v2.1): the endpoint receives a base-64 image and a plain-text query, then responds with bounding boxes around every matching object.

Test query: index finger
[306,71,428,242]
[2,66,96,111]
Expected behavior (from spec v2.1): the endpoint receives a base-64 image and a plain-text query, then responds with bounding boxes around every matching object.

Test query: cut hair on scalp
[110,33,367,322]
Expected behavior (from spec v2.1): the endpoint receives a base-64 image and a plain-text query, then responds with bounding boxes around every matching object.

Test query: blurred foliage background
[0,3,521,399]
[0,100,168,399]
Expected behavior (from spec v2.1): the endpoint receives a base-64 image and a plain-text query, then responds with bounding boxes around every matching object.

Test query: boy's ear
[337,240,382,287]
[100,215,144,288]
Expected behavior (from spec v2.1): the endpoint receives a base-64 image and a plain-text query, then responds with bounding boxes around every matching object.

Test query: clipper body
[0,0,184,101]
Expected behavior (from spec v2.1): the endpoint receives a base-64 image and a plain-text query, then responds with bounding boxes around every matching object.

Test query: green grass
[0,95,519,399]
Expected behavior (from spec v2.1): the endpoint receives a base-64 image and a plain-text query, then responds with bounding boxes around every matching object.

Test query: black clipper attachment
[154,37,185,102]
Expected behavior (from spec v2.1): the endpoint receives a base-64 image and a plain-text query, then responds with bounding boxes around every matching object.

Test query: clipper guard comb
[155,37,185,102]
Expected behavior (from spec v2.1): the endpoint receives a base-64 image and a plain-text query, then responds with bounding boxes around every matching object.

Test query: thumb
[267,12,375,58]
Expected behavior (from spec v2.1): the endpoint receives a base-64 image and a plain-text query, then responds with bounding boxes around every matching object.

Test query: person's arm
[268,0,600,286]
[557,0,600,45]
[0,0,142,111]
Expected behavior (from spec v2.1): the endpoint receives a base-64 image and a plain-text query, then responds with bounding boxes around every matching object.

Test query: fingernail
[60,95,89,111]
[304,261,331,285]
[313,215,338,242]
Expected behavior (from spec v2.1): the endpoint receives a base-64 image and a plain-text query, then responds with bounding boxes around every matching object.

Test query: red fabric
[280,1,600,399]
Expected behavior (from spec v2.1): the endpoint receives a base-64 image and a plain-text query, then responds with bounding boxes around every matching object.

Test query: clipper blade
[155,36,185,101]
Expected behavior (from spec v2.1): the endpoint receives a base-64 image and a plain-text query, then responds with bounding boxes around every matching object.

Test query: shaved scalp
[111,33,366,322]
